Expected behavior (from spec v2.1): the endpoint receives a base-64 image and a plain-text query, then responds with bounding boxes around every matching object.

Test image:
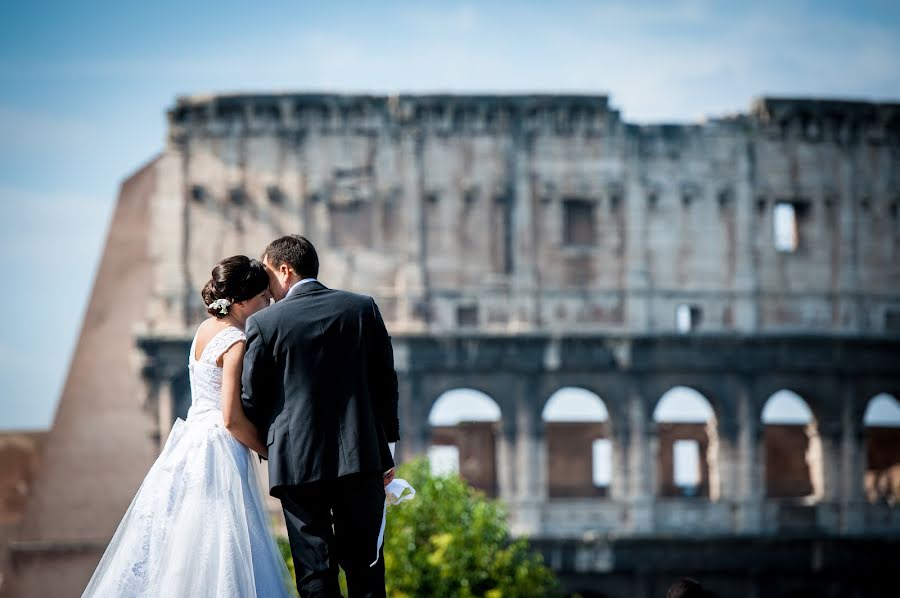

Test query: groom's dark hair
[264,235,319,279]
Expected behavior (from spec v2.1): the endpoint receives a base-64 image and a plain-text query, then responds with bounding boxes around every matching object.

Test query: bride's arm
[221,342,268,457]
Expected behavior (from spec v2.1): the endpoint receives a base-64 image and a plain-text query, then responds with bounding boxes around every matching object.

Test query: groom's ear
[279,262,296,279]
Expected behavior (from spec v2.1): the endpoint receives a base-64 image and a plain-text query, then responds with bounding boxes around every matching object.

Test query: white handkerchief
[370,478,416,567]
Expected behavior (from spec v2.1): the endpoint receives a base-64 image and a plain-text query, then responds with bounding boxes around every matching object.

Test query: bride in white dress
[83,256,295,597]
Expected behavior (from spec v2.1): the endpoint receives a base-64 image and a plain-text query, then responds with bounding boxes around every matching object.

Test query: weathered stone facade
[8,93,900,597]
[147,94,900,338]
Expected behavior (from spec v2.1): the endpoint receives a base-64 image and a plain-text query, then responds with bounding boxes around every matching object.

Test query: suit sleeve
[368,298,400,442]
[241,315,272,435]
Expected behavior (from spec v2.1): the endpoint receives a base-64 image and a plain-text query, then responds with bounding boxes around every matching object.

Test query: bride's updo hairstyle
[200,255,270,318]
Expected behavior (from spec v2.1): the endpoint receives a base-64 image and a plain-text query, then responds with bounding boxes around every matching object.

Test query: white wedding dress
[83,326,295,597]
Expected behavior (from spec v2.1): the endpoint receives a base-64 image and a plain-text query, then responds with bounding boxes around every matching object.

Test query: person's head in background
[667,577,709,598]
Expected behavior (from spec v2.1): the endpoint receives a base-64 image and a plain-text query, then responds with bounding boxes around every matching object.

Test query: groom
[241,235,399,598]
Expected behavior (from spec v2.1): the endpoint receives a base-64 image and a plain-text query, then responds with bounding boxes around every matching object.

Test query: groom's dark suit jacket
[241,281,399,493]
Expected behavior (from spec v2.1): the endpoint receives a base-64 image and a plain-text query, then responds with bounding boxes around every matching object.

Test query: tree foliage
[382,458,559,598]
[279,458,560,597]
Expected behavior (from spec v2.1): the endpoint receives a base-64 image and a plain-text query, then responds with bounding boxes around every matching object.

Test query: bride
[82,255,295,597]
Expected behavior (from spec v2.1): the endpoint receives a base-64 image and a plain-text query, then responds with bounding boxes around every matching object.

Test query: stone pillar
[511,386,545,536]
[713,419,740,506]
[733,139,759,332]
[735,379,764,533]
[510,128,538,330]
[815,421,842,533]
[839,387,866,533]
[837,152,863,331]
[610,427,630,501]
[397,129,428,330]
[496,419,516,512]
[622,155,651,332]
[399,372,429,461]
[626,381,655,534]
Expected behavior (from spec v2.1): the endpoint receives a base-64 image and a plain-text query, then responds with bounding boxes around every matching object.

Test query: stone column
[509,126,539,329]
[610,427,630,501]
[732,139,759,332]
[496,418,517,513]
[511,382,545,536]
[397,129,428,330]
[622,147,651,332]
[399,371,429,461]
[735,379,764,533]
[837,151,863,331]
[713,419,740,506]
[815,421,842,533]
[626,380,655,534]
[839,385,866,533]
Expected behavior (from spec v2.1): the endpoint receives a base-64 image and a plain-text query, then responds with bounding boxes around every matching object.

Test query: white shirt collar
[285,278,318,299]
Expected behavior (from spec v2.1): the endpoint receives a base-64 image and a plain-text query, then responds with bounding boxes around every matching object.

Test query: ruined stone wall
[146,94,900,338]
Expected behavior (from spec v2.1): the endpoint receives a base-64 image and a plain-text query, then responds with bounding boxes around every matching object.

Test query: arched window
[761,390,822,501]
[653,387,718,499]
[428,389,502,496]
[542,387,610,498]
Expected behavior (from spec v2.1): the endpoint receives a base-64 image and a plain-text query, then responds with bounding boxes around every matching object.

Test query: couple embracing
[83,235,410,598]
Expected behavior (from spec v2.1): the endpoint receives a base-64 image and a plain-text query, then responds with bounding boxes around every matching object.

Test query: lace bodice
[187,326,246,419]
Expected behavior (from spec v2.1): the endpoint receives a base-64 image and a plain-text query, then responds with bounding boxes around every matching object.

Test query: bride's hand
[383,468,395,487]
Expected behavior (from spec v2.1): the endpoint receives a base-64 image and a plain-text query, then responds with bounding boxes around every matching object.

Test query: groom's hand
[383,468,395,487]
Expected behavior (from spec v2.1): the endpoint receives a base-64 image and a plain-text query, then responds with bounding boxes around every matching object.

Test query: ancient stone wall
[146,94,900,338]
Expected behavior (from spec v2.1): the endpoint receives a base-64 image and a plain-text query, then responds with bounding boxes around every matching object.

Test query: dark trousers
[278,473,387,598]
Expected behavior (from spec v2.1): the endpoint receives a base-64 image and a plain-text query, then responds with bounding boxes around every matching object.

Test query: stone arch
[423,376,512,422]
[541,387,611,498]
[427,388,502,497]
[760,389,823,502]
[642,375,734,440]
[535,376,627,434]
[652,386,719,500]
[862,393,900,505]
[429,388,502,425]
[752,380,826,425]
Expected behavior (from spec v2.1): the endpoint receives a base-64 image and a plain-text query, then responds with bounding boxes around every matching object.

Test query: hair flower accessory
[208,298,232,315]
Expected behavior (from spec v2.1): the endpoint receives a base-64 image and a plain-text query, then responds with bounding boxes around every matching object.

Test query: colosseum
[4,93,900,597]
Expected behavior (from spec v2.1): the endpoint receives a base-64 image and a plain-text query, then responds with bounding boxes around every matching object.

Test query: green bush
[383,458,560,598]
[279,458,561,597]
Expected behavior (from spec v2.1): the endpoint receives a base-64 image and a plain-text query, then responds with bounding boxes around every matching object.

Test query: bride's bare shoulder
[193,318,228,360]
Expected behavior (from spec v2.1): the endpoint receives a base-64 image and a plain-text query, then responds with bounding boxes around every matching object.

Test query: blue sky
[2,0,900,430]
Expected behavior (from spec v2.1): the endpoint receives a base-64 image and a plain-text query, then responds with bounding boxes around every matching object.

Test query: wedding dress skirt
[81,409,295,597]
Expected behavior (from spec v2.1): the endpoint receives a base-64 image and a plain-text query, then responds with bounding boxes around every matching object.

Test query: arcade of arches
[425,386,900,505]
[392,334,900,537]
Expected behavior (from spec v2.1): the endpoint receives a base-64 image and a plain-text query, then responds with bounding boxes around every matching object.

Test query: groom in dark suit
[241,235,399,598]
